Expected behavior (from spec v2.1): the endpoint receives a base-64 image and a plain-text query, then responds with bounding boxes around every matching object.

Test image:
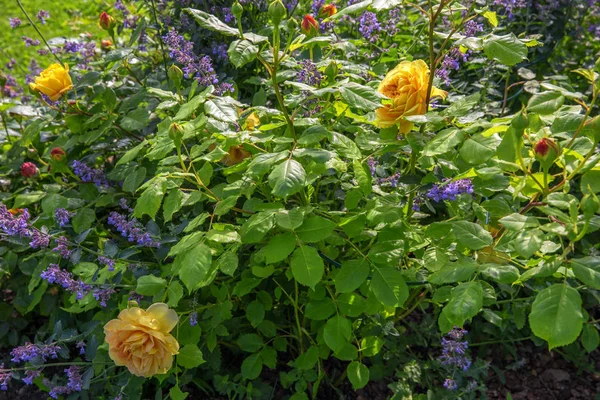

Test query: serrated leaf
[136,275,167,296]
[167,281,184,307]
[439,281,483,330]
[295,216,336,243]
[339,82,382,111]
[241,353,262,380]
[499,213,540,230]
[452,221,493,250]
[177,344,206,369]
[581,324,599,353]
[529,284,583,349]
[335,259,369,293]
[370,267,408,307]
[323,315,352,353]
[176,244,213,293]
[72,208,96,234]
[268,159,306,198]
[290,246,324,289]
[264,233,296,264]
[483,34,528,66]
[134,177,167,220]
[185,8,239,36]
[228,39,258,68]
[527,91,564,115]
[570,257,600,289]
[347,361,369,390]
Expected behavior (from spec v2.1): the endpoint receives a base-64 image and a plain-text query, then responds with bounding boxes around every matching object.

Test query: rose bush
[0,0,600,399]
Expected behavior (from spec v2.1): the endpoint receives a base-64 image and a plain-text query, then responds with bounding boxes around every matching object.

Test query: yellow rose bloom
[29,63,74,102]
[376,60,447,133]
[104,303,180,378]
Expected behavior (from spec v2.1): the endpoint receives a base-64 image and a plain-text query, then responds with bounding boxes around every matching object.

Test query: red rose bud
[301,14,319,37]
[99,11,116,31]
[21,162,38,178]
[534,138,560,165]
[50,147,66,162]
[319,4,337,18]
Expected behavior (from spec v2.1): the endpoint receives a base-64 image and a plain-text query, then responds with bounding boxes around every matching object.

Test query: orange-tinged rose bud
[222,145,251,166]
[101,39,113,49]
[319,4,337,18]
[104,303,179,377]
[301,14,319,37]
[99,11,116,31]
[375,60,447,133]
[50,147,66,161]
[29,63,73,102]
[8,208,24,216]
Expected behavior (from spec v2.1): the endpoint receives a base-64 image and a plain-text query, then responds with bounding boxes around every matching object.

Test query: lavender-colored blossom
[211,43,228,64]
[22,36,41,47]
[9,18,21,29]
[65,366,82,392]
[427,178,473,202]
[138,28,148,51]
[11,342,61,363]
[97,256,115,271]
[119,198,134,213]
[25,59,42,84]
[358,12,381,43]
[53,236,72,258]
[215,82,235,96]
[439,327,472,372]
[190,311,198,326]
[377,173,400,188]
[6,59,16,70]
[383,8,401,36]
[22,369,40,386]
[297,59,322,86]
[76,341,86,355]
[493,0,527,18]
[41,264,92,300]
[0,205,30,236]
[64,41,83,53]
[49,385,72,399]
[54,208,71,227]
[444,378,458,391]
[286,0,299,12]
[0,364,10,391]
[29,230,50,249]
[72,160,109,187]
[93,287,116,307]
[311,0,325,15]
[36,10,50,24]
[463,19,483,37]
[37,48,49,55]
[367,158,378,176]
[107,211,158,247]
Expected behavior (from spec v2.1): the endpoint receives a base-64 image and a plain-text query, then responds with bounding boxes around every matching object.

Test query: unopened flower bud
[231,1,243,18]
[301,14,319,37]
[21,162,38,178]
[168,122,184,143]
[101,39,113,50]
[168,64,183,88]
[511,110,529,132]
[581,193,600,219]
[287,17,298,31]
[534,138,560,166]
[99,11,116,31]
[50,147,66,162]
[319,4,337,18]
[268,0,287,25]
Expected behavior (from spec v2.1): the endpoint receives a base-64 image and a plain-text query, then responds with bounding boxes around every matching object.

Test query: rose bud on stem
[534,137,561,194]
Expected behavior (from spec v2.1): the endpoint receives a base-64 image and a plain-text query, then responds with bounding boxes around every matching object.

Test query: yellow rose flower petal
[376,60,447,133]
[104,302,179,378]
[29,63,74,102]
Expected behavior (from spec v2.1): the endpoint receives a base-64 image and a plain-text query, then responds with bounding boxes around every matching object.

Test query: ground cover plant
[0,0,599,399]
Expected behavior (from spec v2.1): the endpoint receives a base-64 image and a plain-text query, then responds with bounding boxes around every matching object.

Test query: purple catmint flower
[427,178,473,202]
[463,19,483,37]
[211,43,228,64]
[0,364,10,390]
[190,311,198,326]
[49,385,72,399]
[0,205,30,236]
[9,18,21,29]
[36,10,50,24]
[444,378,458,391]
[6,59,16,70]
[358,12,381,43]
[29,230,50,249]
[286,0,299,12]
[93,287,116,307]
[63,41,83,53]
[97,256,115,271]
[138,28,148,51]
[22,36,41,47]
[107,211,158,247]
[297,59,322,86]
[54,208,71,227]
[53,236,72,258]
[377,173,400,188]
[215,82,235,96]
[41,264,92,300]
[367,158,378,177]
[65,366,82,392]
[11,342,61,363]
[384,8,401,36]
[76,341,86,355]
[439,327,472,372]
[22,369,40,386]
[311,0,325,15]
[72,161,109,187]
[25,59,42,84]
[493,0,527,18]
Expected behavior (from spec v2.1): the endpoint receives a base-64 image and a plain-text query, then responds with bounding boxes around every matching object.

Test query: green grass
[1,0,106,81]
